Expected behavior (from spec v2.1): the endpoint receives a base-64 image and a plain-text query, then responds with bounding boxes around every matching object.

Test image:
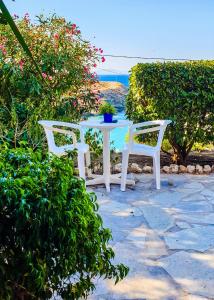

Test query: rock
[167,179,174,186]
[187,165,195,174]
[162,166,170,173]
[114,163,122,173]
[203,165,211,174]
[94,81,128,112]
[170,164,179,174]
[195,164,203,174]
[93,164,101,173]
[129,163,142,173]
[142,165,152,173]
[179,165,187,173]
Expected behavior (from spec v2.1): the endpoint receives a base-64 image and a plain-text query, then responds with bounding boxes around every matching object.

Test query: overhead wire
[97,53,199,61]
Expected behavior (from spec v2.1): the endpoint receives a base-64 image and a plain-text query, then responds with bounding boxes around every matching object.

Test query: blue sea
[88,112,127,151]
[88,74,130,151]
[98,74,129,87]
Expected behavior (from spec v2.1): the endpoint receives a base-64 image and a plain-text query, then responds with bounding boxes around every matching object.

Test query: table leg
[102,129,111,192]
[85,127,135,191]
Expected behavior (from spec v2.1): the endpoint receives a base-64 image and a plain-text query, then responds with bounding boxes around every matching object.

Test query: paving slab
[172,201,213,214]
[201,189,214,199]
[164,225,214,251]
[176,213,214,225]
[98,199,142,217]
[159,251,214,298]
[88,174,214,299]
[89,242,183,300]
[176,221,192,229]
[149,191,183,208]
[137,203,174,233]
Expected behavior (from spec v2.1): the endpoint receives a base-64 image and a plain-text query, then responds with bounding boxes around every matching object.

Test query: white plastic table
[80,119,134,192]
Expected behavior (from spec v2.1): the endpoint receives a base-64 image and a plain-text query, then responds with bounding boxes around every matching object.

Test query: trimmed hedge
[126,61,214,163]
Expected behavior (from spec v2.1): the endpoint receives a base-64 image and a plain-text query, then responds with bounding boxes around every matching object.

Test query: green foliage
[99,102,116,115]
[0,0,42,77]
[0,145,128,299]
[0,14,102,147]
[85,129,119,173]
[126,61,214,163]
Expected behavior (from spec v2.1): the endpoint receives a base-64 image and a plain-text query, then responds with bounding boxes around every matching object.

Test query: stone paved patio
[88,174,214,300]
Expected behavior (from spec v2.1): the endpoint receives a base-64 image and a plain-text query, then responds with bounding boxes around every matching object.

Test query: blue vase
[104,113,113,123]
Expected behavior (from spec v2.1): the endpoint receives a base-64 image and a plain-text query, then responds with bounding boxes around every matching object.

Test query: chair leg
[154,153,160,189]
[85,150,92,177]
[153,156,156,180]
[120,149,129,192]
[77,151,85,180]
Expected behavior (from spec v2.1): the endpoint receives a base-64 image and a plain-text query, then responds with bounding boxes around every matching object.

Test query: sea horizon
[98,74,129,87]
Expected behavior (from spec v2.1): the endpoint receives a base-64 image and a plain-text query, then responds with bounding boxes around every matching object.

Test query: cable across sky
[98,54,201,61]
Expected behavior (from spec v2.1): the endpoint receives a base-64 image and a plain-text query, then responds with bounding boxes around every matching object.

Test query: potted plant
[99,102,116,123]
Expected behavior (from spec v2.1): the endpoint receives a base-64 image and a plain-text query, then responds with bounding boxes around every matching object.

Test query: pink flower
[48,75,53,81]
[42,72,47,79]
[0,45,6,56]
[93,63,97,68]
[84,66,89,73]
[101,56,106,63]
[53,33,59,40]
[72,24,76,29]
[19,59,24,71]
[99,48,103,54]
[73,101,77,107]
[13,14,19,19]
[24,13,30,23]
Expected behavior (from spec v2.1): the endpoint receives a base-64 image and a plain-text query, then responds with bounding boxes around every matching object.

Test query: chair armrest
[38,120,81,130]
[38,120,86,143]
[131,120,171,130]
[133,126,162,136]
[43,126,77,146]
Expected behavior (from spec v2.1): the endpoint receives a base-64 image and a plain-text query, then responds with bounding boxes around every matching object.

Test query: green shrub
[0,145,128,299]
[0,14,103,147]
[126,61,214,163]
[99,102,116,115]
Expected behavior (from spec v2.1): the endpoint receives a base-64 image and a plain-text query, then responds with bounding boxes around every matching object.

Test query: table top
[80,119,133,130]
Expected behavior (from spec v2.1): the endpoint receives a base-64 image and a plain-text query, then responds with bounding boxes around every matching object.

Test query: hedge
[126,60,214,163]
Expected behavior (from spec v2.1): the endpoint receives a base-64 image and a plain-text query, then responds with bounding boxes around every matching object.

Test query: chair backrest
[38,120,83,154]
[129,120,172,150]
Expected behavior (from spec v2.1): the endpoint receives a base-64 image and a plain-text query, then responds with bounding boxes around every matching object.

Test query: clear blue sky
[5,0,214,74]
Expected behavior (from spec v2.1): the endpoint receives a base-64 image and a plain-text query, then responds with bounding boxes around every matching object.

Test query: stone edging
[114,163,214,175]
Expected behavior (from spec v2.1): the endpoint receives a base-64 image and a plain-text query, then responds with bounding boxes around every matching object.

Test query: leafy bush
[0,145,128,299]
[126,61,214,163]
[99,102,116,115]
[0,14,104,147]
[85,129,119,173]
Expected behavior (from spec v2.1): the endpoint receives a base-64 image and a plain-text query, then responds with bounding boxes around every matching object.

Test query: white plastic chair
[121,120,172,191]
[38,120,91,180]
